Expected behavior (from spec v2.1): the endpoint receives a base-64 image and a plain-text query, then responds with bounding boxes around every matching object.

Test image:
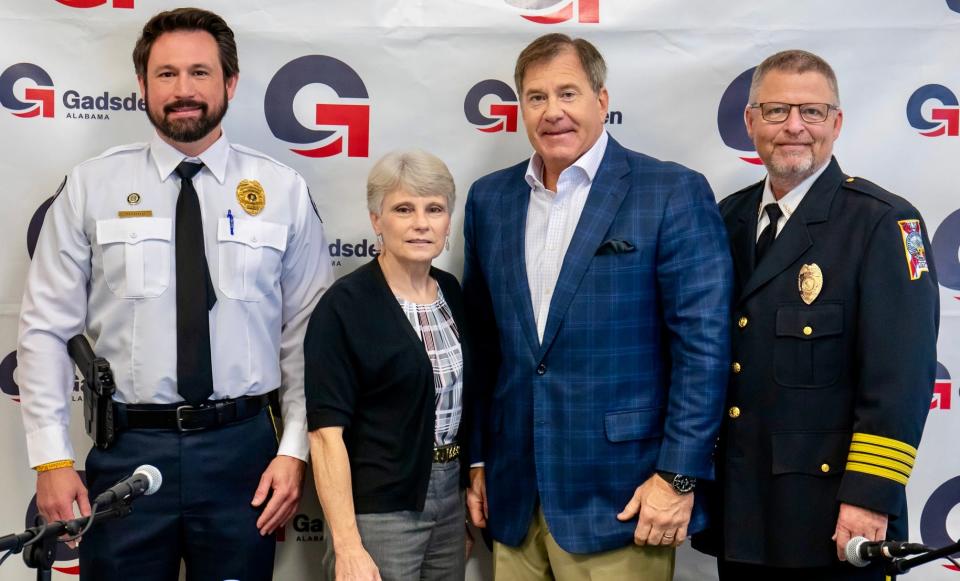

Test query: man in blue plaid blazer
[463,33,733,579]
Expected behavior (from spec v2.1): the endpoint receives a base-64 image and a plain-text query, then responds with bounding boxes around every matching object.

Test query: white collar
[759,160,830,220]
[149,130,230,184]
[524,130,609,191]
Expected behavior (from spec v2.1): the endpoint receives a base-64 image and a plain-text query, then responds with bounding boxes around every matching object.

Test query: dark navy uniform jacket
[694,157,939,567]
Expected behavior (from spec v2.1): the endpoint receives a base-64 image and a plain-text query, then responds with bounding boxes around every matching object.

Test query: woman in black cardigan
[305,150,474,581]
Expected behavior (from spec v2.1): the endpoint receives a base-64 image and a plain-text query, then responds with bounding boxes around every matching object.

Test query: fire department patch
[898,219,929,281]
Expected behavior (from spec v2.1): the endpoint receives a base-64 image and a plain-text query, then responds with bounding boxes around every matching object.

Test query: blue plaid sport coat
[462,136,733,554]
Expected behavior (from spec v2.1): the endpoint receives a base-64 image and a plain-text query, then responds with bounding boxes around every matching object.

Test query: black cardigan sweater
[304,258,474,513]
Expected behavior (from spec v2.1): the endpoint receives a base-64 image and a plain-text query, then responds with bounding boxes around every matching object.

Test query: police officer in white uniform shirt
[16,8,332,580]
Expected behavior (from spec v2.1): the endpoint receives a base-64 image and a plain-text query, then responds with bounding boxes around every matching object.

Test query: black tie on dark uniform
[755,203,784,266]
[175,161,216,406]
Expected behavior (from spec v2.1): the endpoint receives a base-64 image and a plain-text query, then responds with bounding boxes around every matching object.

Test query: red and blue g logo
[55,0,133,7]
[906,84,959,137]
[504,0,599,24]
[932,207,960,298]
[464,80,518,133]
[264,55,369,159]
[1,63,55,119]
[717,67,761,164]
[920,475,960,572]
[932,362,952,411]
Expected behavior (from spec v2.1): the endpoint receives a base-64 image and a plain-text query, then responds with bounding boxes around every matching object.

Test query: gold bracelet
[34,460,74,472]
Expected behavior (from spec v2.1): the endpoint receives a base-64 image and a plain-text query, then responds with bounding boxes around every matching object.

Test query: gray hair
[749,49,840,104]
[514,33,606,97]
[366,150,456,215]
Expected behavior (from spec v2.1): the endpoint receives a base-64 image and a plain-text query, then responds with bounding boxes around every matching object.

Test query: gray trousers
[324,461,466,581]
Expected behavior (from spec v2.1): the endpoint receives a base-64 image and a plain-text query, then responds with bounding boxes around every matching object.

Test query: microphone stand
[0,500,133,581]
[886,539,960,576]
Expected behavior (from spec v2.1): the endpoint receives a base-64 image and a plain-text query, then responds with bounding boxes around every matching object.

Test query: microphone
[93,465,162,506]
[845,536,929,567]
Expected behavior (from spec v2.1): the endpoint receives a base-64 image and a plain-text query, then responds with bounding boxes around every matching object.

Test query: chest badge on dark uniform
[126,192,141,205]
[236,179,265,216]
[798,263,823,305]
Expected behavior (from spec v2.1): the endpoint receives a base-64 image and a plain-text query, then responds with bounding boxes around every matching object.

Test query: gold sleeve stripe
[846,462,909,486]
[846,453,912,477]
[849,442,916,468]
[851,433,917,458]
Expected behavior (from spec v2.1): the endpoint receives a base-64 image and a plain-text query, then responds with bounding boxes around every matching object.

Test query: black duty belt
[433,442,460,463]
[114,392,273,433]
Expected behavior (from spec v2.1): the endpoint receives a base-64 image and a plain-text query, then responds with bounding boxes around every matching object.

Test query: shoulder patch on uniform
[897,219,929,280]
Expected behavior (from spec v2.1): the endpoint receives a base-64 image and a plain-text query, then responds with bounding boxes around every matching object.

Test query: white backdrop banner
[1,1,958,579]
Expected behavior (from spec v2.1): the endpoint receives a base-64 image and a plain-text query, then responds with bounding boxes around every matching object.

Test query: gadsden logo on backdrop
[464,78,623,133]
[55,0,133,7]
[503,0,599,24]
[906,84,960,137]
[931,362,952,411]
[717,67,761,164]
[265,55,370,159]
[920,475,960,572]
[932,207,960,299]
[0,63,144,121]
[465,80,519,133]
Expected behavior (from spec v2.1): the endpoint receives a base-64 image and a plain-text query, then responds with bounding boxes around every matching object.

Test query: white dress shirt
[524,131,608,342]
[756,161,830,240]
[17,132,333,466]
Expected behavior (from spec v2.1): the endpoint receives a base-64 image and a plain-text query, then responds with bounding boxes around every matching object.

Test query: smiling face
[138,29,237,156]
[746,69,842,197]
[370,189,451,267]
[520,48,608,189]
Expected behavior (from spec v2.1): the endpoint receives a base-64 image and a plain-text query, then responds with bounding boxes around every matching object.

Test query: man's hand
[466,467,488,528]
[334,545,381,581]
[833,503,888,561]
[251,455,305,536]
[617,473,693,547]
[37,467,90,548]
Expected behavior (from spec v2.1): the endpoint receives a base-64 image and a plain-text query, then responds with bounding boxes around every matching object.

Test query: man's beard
[145,89,228,144]
[768,149,816,183]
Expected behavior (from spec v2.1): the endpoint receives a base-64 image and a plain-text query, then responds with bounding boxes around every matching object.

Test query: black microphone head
[845,536,871,567]
[133,465,162,495]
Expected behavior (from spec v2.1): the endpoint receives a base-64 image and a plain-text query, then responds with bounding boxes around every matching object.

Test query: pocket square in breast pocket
[595,239,636,255]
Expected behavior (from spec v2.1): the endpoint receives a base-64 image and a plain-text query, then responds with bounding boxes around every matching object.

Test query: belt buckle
[175,405,205,432]
[434,443,460,463]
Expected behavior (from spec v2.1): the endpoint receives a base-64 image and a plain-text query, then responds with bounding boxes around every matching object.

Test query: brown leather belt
[114,392,272,432]
[433,442,460,463]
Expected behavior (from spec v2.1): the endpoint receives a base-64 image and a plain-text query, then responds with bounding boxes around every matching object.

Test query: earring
[445,236,450,251]
[376,233,384,249]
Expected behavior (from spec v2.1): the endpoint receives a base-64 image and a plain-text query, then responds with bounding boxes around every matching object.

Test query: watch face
[673,474,696,494]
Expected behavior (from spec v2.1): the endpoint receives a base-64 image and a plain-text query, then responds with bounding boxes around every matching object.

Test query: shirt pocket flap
[97,217,172,245]
[604,407,665,442]
[775,303,843,339]
[218,218,288,252]
[771,430,849,476]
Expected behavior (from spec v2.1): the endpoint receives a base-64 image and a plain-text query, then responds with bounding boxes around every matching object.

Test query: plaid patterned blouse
[397,287,464,446]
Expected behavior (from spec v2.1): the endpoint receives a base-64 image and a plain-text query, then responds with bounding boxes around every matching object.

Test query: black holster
[67,335,116,449]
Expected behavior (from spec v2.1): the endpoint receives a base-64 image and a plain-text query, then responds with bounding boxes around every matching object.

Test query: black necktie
[175,161,216,406]
[755,203,784,266]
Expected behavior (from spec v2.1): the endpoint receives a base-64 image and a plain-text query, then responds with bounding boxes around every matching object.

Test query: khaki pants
[493,507,675,581]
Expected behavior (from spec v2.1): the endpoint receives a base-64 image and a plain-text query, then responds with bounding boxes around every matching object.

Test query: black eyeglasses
[750,102,839,124]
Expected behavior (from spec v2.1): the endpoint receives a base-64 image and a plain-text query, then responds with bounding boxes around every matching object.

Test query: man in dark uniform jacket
[694,50,940,580]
